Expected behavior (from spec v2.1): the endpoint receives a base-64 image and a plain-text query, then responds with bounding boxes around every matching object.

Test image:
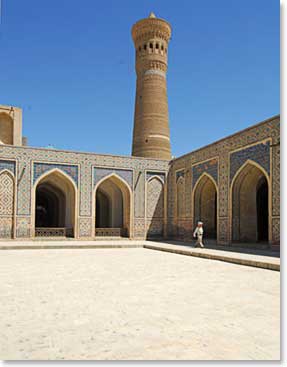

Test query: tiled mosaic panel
[218,154,229,217]
[16,217,31,238]
[134,170,145,218]
[0,160,15,175]
[134,218,146,238]
[192,158,218,187]
[218,217,229,244]
[184,167,192,218]
[272,144,280,217]
[176,170,184,182]
[79,162,93,217]
[94,167,133,189]
[0,171,14,216]
[229,141,270,183]
[33,162,79,186]
[177,176,185,219]
[0,217,13,238]
[146,171,166,183]
[79,217,93,237]
[146,219,163,237]
[272,217,280,244]
[17,158,31,215]
[147,177,164,218]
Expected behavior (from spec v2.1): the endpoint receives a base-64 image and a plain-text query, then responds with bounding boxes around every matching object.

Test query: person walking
[193,221,204,248]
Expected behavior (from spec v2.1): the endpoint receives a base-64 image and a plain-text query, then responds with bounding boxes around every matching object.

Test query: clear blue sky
[0,0,279,157]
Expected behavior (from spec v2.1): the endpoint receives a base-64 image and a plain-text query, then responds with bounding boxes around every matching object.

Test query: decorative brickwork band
[131,13,172,159]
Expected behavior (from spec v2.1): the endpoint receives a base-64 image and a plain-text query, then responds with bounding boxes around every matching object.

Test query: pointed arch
[0,169,15,238]
[93,173,133,238]
[146,175,165,238]
[32,168,78,237]
[230,159,270,243]
[192,172,218,240]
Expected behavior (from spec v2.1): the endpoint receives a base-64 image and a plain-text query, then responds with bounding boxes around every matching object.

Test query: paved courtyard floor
[0,248,280,360]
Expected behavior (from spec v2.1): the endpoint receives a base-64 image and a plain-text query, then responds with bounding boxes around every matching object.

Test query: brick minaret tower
[131,12,172,160]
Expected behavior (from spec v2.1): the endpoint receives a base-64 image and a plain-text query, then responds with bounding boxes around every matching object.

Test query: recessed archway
[231,161,269,243]
[94,174,131,237]
[146,176,164,238]
[193,173,217,239]
[33,169,77,237]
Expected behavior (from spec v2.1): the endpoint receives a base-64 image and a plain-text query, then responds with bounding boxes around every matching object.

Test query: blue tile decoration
[94,167,133,189]
[176,170,185,182]
[146,171,166,183]
[192,159,218,187]
[0,160,15,175]
[33,162,78,186]
[230,141,270,183]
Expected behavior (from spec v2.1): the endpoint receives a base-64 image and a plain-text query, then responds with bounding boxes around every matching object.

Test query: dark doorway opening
[257,177,269,242]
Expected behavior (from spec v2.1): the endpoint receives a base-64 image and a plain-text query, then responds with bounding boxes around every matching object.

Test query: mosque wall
[168,115,280,250]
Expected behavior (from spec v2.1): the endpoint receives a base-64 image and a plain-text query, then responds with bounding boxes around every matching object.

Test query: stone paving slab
[0,248,280,360]
[144,241,280,271]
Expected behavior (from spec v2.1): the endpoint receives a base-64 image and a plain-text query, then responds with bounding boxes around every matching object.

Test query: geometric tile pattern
[0,171,14,238]
[146,177,164,218]
[33,162,79,186]
[192,158,218,187]
[0,160,15,175]
[169,116,279,246]
[0,115,279,246]
[176,170,184,182]
[146,171,166,183]
[230,141,270,183]
[146,186,164,234]
[0,171,14,215]
[93,167,133,189]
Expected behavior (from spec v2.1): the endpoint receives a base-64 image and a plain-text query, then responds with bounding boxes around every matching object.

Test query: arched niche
[94,174,131,238]
[193,173,217,239]
[33,169,77,237]
[146,176,164,238]
[231,161,269,243]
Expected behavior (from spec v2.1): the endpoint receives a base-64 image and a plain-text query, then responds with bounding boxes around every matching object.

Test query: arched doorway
[193,174,217,239]
[34,170,76,237]
[95,175,131,237]
[232,162,269,243]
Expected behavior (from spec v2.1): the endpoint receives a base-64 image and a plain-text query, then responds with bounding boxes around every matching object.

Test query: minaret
[131,12,172,160]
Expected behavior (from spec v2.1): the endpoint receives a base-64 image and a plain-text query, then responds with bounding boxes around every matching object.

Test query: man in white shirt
[193,221,204,248]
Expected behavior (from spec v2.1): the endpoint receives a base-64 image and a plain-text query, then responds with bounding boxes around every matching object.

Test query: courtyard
[0,247,280,360]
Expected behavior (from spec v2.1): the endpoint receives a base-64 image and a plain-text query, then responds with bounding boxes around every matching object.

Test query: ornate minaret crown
[131,12,172,160]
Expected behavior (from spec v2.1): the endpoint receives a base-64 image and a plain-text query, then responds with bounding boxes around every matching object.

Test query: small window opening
[149,43,153,49]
